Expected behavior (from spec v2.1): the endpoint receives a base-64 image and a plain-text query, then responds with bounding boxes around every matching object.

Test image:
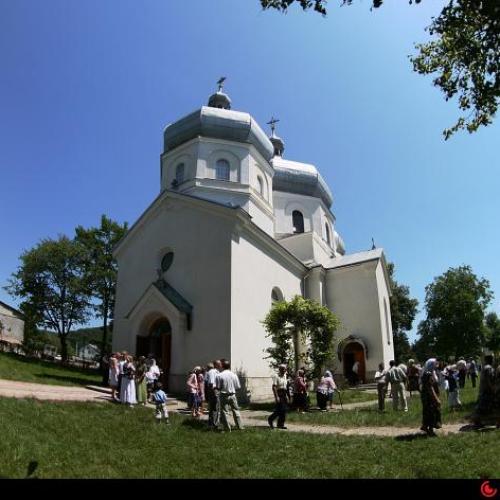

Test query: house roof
[0,300,24,319]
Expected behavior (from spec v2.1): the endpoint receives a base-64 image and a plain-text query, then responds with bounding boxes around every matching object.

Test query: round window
[161,252,174,272]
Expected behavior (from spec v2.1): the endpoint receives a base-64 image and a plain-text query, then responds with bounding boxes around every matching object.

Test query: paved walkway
[0,378,474,438]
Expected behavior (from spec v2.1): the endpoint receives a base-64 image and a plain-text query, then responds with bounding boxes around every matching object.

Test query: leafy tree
[387,262,419,363]
[262,295,340,378]
[260,0,500,138]
[415,265,493,359]
[484,312,500,358]
[75,215,128,379]
[5,236,92,363]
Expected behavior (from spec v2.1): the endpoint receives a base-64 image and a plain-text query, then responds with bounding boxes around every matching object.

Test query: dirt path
[0,379,115,402]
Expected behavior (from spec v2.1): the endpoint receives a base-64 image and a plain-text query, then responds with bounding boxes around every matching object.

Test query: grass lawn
[0,352,101,387]
[284,386,479,427]
[0,396,499,478]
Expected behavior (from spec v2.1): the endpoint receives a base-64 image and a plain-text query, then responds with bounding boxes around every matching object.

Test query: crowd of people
[107,351,500,436]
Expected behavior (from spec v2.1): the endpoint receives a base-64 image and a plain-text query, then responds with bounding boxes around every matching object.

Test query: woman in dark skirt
[420,358,442,436]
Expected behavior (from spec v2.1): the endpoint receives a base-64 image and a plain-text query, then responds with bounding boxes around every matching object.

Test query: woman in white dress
[120,355,137,407]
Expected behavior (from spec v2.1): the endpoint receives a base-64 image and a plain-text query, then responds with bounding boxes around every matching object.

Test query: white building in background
[0,300,24,352]
[113,83,394,400]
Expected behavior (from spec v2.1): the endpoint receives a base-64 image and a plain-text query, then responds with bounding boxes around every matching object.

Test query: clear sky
[1,0,499,340]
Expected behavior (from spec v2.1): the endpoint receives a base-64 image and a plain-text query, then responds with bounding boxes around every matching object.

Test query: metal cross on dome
[217,76,226,92]
[267,116,280,135]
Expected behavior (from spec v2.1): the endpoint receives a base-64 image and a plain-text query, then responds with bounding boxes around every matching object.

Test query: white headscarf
[419,358,438,383]
[324,370,333,378]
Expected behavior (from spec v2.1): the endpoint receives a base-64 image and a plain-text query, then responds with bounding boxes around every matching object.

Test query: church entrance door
[136,318,172,390]
[343,342,366,385]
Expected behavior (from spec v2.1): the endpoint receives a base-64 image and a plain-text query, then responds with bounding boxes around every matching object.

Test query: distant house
[0,300,24,353]
[77,343,100,361]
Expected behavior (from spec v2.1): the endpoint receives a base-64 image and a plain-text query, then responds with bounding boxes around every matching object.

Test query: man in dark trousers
[268,364,290,430]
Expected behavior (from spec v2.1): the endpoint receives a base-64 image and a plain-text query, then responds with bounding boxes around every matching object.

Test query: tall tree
[260,0,500,138]
[387,262,419,363]
[75,215,128,380]
[484,312,500,358]
[5,236,91,363]
[415,265,493,359]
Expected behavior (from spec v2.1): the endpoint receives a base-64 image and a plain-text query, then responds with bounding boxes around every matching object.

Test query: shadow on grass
[34,373,98,386]
[181,418,210,431]
[395,433,431,442]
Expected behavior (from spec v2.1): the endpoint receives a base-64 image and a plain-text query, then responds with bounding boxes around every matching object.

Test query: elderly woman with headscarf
[420,358,442,436]
[316,370,337,412]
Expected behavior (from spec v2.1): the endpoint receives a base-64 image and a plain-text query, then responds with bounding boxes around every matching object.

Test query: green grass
[245,389,377,411]
[0,352,101,387]
[283,386,479,427]
[0,396,498,478]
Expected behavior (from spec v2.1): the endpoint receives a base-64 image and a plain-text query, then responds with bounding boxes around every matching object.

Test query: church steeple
[207,76,232,110]
[267,116,285,157]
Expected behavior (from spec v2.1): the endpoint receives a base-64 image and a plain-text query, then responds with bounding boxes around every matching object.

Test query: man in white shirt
[385,360,408,411]
[352,360,360,386]
[216,360,244,431]
[206,359,221,429]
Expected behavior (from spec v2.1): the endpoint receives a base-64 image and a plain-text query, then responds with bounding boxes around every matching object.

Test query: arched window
[216,159,230,181]
[271,287,284,303]
[384,298,391,345]
[292,210,304,234]
[257,176,264,197]
[175,163,185,184]
[161,252,174,273]
[325,223,331,246]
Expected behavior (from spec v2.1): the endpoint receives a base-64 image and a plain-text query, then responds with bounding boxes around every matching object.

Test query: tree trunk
[60,334,68,364]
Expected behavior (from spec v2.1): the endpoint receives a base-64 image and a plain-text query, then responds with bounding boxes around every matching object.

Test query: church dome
[272,156,333,208]
[207,91,231,110]
[163,106,274,161]
[270,134,285,157]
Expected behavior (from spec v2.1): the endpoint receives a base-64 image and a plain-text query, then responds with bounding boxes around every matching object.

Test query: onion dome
[207,76,231,110]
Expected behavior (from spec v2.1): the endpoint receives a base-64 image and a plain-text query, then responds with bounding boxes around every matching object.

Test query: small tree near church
[263,295,340,378]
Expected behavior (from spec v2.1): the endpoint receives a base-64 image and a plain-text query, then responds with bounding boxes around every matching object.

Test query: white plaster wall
[325,260,392,376]
[113,196,233,387]
[375,260,395,364]
[277,232,333,267]
[0,305,24,342]
[230,231,304,399]
[273,191,334,248]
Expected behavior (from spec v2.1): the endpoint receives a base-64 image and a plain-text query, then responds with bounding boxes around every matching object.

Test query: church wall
[230,232,304,401]
[325,261,390,379]
[375,260,395,364]
[113,198,233,392]
[273,192,334,249]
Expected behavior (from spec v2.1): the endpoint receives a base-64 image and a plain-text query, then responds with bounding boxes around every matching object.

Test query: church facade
[112,85,394,400]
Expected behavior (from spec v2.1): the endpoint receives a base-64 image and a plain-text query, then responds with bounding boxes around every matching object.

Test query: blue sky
[1,0,499,340]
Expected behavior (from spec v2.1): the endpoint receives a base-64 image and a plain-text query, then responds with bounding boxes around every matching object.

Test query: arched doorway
[343,342,366,385]
[136,318,172,389]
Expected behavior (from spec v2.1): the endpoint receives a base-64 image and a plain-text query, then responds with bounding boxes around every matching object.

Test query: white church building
[112,83,394,400]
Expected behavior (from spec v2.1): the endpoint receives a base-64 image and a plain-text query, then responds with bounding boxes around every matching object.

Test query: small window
[161,252,174,272]
[175,163,185,184]
[325,223,331,246]
[216,159,230,181]
[292,210,304,234]
[257,176,264,197]
[271,287,284,303]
